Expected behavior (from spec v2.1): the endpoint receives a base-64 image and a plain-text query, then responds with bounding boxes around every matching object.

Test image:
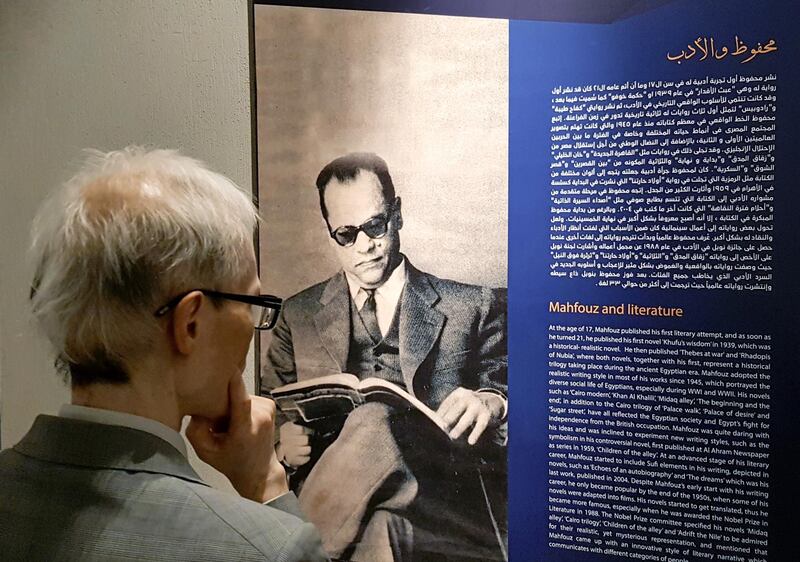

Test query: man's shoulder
[279,273,347,323]
[175,479,302,528]
[0,448,322,561]
[417,269,482,295]
[182,484,322,558]
[0,420,325,561]
[283,274,338,308]
[409,264,505,304]
[104,473,313,556]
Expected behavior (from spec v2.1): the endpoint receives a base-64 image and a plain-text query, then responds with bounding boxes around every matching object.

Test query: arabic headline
[667,36,777,64]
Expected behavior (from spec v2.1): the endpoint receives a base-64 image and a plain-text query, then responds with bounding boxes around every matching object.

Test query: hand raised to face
[186,375,288,503]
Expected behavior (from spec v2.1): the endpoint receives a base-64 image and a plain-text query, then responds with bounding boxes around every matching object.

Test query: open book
[270,374,449,434]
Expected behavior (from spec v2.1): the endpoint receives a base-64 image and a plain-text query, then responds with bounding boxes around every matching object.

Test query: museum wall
[0,0,253,489]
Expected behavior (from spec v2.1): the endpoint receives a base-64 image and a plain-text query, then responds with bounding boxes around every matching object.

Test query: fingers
[281,421,314,437]
[449,401,482,440]
[467,409,491,445]
[250,395,277,422]
[280,422,313,446]
[284,447,311,467]
[441,400,468,429]
[227,375,252,430]
[245,397,279,453]
[279,422,313,466]
[438,387,500,444]
[286,444,312,456]
[186,415,212,440]
[281,431,311,447]
[437,387,470,427]
[186,416,218,457]
[436,392,458,418]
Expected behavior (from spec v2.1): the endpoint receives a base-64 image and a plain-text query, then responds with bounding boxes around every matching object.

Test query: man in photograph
[262,152,507,561]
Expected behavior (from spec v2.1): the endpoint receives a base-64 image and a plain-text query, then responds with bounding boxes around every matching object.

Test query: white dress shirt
[345,257,407,337]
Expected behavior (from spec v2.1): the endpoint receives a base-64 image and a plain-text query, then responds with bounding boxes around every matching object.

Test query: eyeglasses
[329,200,398,247]
[154,289,283,330]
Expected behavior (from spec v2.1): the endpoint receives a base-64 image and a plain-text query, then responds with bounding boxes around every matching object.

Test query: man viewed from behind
[0,148,327,561]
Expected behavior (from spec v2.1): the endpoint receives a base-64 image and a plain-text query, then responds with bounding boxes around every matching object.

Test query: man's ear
[171,291,204,355]
[394,197,403,230]
[322,215,337,248]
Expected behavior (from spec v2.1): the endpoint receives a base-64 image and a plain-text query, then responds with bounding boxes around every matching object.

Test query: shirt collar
[344,256,407,306]
[59,404,188,458]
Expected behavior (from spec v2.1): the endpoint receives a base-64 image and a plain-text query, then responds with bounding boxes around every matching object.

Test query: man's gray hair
[30,147,258,385]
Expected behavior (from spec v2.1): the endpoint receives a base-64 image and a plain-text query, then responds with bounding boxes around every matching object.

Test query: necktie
[360,288,382,342]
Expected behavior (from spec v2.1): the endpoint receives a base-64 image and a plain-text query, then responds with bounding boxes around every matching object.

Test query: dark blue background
[509,1,797,560]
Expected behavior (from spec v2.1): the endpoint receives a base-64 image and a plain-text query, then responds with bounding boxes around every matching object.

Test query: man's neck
[71,374,181,431]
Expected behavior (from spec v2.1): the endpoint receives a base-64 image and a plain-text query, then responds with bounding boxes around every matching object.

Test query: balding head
[30,147,258,386]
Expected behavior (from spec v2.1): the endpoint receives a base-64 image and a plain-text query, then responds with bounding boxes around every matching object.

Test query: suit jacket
[261,261,508,559]
[0,415,328,561]
[262,261,507,411]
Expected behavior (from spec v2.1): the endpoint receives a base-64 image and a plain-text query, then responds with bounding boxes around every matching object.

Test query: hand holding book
[437,387,506,445]
[277,422,314,467]
[271,374,506,448]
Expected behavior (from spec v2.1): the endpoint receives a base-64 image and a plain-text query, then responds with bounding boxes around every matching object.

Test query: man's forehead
[324,170,388,227]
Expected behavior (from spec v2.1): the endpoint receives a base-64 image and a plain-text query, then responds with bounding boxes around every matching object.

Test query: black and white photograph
[254,4,509,561]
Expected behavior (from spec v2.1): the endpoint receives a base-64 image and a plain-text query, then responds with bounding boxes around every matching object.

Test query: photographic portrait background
[253,4,509,308]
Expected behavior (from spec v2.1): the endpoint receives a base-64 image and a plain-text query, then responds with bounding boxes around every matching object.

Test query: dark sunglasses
[154,289,283,330]
[329,200,398,247]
